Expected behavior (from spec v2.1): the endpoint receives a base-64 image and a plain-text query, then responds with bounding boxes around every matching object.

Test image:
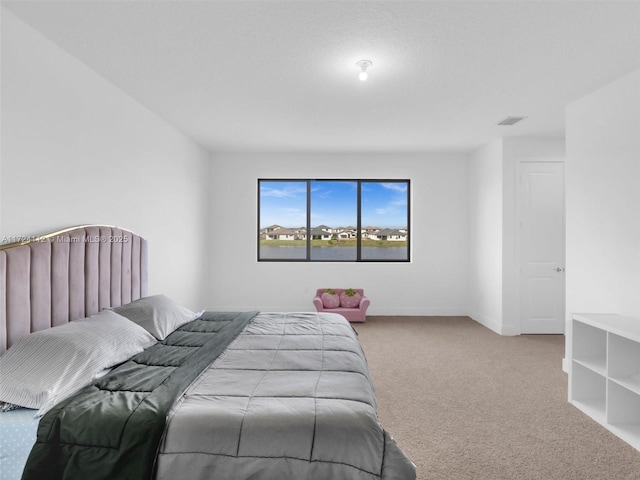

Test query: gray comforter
[155,312,415,480]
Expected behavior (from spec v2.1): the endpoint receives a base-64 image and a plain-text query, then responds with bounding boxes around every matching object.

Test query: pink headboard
[0,225,148,355]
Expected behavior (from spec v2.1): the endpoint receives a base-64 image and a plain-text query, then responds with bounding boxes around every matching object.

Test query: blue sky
[259,180,408,229]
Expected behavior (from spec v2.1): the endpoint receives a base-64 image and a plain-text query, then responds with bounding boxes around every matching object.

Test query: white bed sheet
[0,408,39,480]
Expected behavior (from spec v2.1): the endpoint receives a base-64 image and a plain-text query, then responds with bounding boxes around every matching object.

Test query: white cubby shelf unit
[570,313,640,451]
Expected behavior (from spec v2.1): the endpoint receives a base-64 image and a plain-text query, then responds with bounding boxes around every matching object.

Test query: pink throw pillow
[321,292,340,309]
[340,291,361,308]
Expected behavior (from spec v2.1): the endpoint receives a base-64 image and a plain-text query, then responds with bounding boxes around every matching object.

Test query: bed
[0,226,415,480]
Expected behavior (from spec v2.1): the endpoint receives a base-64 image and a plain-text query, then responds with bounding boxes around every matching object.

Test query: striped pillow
[0,310,156,416]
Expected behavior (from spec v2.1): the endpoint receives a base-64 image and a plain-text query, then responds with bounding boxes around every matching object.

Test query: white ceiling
[4,0,640,153]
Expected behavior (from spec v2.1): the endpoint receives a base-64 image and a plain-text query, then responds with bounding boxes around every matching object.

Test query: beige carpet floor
[354,316,640,480]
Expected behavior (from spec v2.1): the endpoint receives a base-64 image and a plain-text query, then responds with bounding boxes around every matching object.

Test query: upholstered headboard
[0,225,148,355]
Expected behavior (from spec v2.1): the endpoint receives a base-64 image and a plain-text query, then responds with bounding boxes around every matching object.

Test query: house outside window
[258,179,410,262]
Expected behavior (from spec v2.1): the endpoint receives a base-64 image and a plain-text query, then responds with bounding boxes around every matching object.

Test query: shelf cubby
[607,381,640,449]
[572,320,607,375]
[571,361,606,421]
[608,381,640,425]
[570,314,640,452]
[608,333,640,395]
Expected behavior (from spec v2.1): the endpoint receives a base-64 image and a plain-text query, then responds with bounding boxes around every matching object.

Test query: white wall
[207,152,469,315]
[468,137,565,334]
[566,69,640,321]
[468,140,504,332]
[1,11,211,309]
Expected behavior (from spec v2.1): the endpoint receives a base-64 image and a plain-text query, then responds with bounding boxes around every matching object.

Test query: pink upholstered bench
[312,288,370,323]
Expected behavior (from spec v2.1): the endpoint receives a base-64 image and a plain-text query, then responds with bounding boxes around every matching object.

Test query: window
[258,179,410,262]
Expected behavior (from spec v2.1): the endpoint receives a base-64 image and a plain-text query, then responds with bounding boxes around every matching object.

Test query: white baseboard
[500,324,521,336]
[467,314,521,336]
[470,314,501,335]
[367,306,468,316]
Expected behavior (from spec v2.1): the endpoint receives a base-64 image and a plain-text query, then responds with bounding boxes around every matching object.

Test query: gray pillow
[0,310,156,416]
[112,295,198,340]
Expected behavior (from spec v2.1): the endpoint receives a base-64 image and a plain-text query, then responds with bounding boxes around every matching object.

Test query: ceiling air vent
[497,116,527,126]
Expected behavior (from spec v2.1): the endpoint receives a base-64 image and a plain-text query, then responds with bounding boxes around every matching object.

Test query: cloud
[375,197,407,216]
[260,185,306,198]
[380,183,408,193]
[375,207,393,215]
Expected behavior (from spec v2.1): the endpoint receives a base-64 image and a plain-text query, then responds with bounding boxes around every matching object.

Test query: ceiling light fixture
[356,59,372,81]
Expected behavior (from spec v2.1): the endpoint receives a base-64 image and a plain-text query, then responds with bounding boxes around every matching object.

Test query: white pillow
[112,294,198,340]
[0,309,156,416]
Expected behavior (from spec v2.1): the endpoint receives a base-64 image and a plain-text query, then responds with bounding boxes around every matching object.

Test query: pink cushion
[340,291,361,308]
[321,292,340,309]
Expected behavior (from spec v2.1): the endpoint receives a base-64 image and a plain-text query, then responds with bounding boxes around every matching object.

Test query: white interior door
[519,162,565,334]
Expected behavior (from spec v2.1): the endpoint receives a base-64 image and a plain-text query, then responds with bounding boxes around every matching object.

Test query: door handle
[555,267,565,272]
